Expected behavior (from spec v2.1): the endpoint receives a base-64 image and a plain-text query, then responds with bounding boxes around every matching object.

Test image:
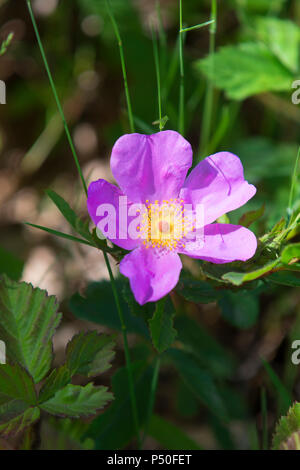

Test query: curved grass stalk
[105,0,135,133]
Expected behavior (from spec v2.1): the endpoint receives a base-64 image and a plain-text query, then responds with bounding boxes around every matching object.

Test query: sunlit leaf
[196,42,293,100]
[40,383,113,418]
[0,276,61,383]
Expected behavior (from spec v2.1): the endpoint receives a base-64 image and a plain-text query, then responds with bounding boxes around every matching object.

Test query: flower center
[137,199,194,251]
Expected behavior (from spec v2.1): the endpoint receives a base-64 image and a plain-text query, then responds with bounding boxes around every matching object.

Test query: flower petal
[179,224,257,264]
[87,179,139,251]
[181,152,256,225]
[120,247,182,305]
[110,131,193,203]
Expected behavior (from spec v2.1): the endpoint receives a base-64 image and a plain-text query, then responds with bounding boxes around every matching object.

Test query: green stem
[178,0,185,135]
[27,0,141,448]
[152,26,163,131]
[199,0,217,159]
[260,387,268,450]
[105,0,135,133]
[103,252,142,449]
[142,356,161,446]
[180,20,215,33]
[26,0,87,196]
[287,146,300,226]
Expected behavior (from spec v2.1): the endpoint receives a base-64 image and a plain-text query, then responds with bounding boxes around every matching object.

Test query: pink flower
[87,131,257,305]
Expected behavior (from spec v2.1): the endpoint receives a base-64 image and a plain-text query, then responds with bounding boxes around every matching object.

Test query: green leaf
[38,366,70,404]
[40,383,113,418]
[69,280,150,339]
[148,297,177,353]
[86,361,154,449]
[175,316,236,378]
[273,403,300,450]
[148,414,202,450]
[239,204,265,228]
[262,359,292,415]
[0,364,39,437]
[0,276,62,383]
[65,331,115,377]
[0,406,40,438]
[46,189,94,243]
[167,349,228,421]
[0,245,24,281]
[219,291,259,329]
[39,332,115,403]
[222,260,279,286]
[25,223,95,247]
[122,281,155,322]
[196,42,293,100]
[176,278,217,303]
[281,243,300,264]
[255,17,300,73]
[0,32,14,56]
[268,271,300,287]
[0,364,37,406]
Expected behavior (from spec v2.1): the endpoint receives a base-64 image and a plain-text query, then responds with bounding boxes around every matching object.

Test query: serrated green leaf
[0,364,39,437]
[148,414,202,450]
[46,189,94,243]
[0,276,62,383]
[0,406,40,438]
[239,204,265,228]
[38,365,70,404]
[148,297,177,353]
[255,17,300,73]
[66,331,115,377]
[273,403,300,450]
[0,364,37,406]
[176,278,217,303]
[167,349,228,421]
[196,42,293,100]
[219,291,259,329]
[39,332,115,403]
[40,383,113,418]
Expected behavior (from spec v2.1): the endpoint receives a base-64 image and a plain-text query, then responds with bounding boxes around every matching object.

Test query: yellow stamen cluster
[137,198,195,252]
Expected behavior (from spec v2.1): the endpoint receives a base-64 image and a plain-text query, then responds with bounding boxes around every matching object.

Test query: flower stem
[141,355,161,446]
[26,0,141,448]
[103,251,142,449]
[199,0,217,159]
[105,0,135,133]
[26,0,87,196]
[178,0,185,135]
[152,25,163,131]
